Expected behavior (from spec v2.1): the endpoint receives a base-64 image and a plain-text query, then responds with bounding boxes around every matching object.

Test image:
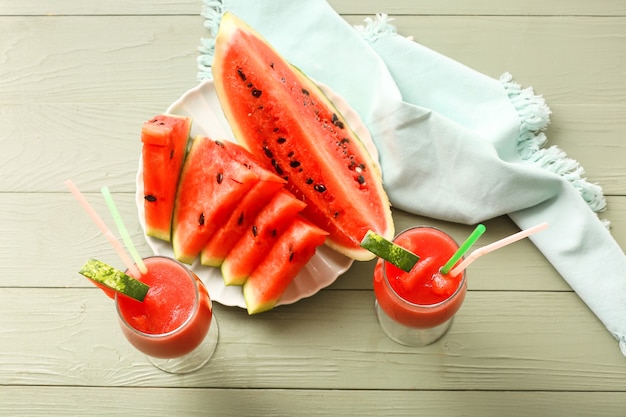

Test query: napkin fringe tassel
[500,73,608,221]
[197,0,224,81]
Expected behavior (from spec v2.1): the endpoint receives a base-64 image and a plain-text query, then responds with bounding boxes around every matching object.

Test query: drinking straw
[440,224,487,275]
[64,179,141,277]
[101,186,148,274]
[449,222,549,277]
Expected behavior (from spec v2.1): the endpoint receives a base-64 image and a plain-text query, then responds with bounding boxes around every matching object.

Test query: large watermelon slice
[221,189,307,286]
[200,141,286,267]
[243,216,328,314]
[212,12,394,261]
[141,114,191,241]
[172,136,260,264]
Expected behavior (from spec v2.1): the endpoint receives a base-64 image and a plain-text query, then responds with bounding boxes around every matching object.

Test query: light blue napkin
[197,0,626,355]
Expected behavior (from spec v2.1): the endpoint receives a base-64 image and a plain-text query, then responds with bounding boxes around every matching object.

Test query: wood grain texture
[11,192,626,291]
[2,387,626,417]
[1,15,625,105]
[1,289,623,390]
[1,0,625,16]
[2,16,624,195]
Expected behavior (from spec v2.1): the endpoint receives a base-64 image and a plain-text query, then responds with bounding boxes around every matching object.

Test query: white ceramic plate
[136,80,378,308]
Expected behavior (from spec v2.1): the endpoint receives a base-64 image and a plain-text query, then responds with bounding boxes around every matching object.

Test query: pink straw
[64,179,141,277]
[449,222,549,277]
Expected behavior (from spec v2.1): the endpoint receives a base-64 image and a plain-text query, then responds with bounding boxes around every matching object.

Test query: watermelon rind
[79,259,149,302]
[360,230,420,272]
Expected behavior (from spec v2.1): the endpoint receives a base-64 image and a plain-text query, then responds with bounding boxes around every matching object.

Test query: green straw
[101,186,148,274]
[440,224,486,275]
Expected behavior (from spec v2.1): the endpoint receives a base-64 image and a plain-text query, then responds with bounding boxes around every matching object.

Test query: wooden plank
[1,386,626,417]
[1,0,625,17]
[0,288,623,390]
[0,16,203,103]
[9,192,623,292]
[3,101,625,194]
[342,15,626,107]
[1,16,625,106]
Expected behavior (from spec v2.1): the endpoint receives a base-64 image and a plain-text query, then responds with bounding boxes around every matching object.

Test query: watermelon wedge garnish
[79,259,149,302]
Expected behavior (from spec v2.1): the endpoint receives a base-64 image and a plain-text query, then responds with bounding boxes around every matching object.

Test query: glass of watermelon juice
[373,226,467,347]
[116,256,218,373]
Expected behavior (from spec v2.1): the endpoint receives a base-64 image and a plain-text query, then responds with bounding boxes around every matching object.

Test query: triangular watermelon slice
[243,216,328,314]
[141,114,191,242]
[172,136,261,264]
[200,141,286,267]
[221,189,306,286]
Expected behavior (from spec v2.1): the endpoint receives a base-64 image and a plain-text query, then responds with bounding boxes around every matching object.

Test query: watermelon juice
[373,227,467,346]
[116,256,218,372]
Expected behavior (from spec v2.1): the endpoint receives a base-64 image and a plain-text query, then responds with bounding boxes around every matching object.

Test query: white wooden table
[2,1,626,415]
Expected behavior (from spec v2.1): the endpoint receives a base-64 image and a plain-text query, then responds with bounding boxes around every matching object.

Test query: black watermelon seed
[302,88,309,95]
[305,178,314,185]
[199,212,205,226]
[332,113,345,129]
[277,137,287,144]
[263,145,273,158]
[271,159,284,175]
[252,89,262,98]
[216,172,224,184]
[252,225,258,237]
[289,251,295,262]
[144,194,157,202]
[290,160,301,168]
[314,184,327,193]
[237,68,246,81]
[357,175,365,184]
[215,140,225,148]
[237,212,244,225]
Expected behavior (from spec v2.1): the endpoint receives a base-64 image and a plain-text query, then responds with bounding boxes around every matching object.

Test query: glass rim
[115,255,202,340]
[381,225,467,309]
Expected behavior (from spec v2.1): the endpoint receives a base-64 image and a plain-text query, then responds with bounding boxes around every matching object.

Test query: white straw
[449,222,549,277]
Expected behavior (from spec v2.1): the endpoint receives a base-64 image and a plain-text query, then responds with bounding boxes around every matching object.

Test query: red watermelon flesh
[200,179,285,267]
[221,189,306,286]
[212,12,394,261]
[243,216,328,314]
[141,114,191,242]
[200,140,286,267]
[172,136,260,264]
